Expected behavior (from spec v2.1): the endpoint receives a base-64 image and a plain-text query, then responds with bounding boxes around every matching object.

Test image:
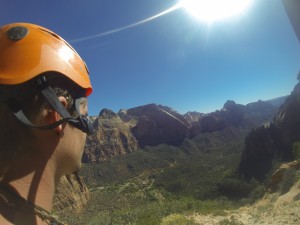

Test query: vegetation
[218,218,244,225]
[292,142,300,159]
[61,128,268,225]
[278,168,298,195]
[161,214,198,225]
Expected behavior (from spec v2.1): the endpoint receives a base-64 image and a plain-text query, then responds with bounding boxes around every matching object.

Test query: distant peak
[223,100,237,110]
[99,108,117,117]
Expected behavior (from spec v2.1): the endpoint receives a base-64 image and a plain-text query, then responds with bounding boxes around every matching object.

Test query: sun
[178,0,253,22]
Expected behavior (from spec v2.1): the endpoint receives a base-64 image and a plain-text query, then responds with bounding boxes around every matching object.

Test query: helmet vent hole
[7,26,28,41]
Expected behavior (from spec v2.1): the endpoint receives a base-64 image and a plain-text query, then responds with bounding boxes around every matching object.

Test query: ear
[52,96,68,133]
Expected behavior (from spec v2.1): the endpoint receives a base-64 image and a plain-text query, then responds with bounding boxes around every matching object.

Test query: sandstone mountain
[54,172,90,215]
[188,99,278,137]
[120,104,190,147]
[83,108,138,163]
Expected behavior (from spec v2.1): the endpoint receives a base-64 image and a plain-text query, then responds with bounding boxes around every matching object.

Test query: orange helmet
[0,23,94,134]
[0,22,92,96]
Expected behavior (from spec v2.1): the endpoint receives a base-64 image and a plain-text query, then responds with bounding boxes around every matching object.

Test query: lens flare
[71,0,253,43]
[178,0,253,22]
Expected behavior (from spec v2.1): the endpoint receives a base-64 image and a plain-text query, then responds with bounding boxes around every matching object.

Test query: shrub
[161,214,198,225]
[278,168,297,195]
[217,178,252,199]
[292,142,300,159]
[219,218,244,225]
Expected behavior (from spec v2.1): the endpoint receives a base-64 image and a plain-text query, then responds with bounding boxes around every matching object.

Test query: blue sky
[1,0,299,116]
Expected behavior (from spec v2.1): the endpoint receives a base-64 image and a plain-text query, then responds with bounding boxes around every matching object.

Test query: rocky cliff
[82,104,190,162]
[239,82,300,180]
[187,99,277,137]
[83,108,139,163]
[54,172,90,215]
[122,104,190,147]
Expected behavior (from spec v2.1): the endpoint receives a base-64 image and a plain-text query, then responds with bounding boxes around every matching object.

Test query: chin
[71,161,82,174]
[75,161,82,171]
[62,161,82,176]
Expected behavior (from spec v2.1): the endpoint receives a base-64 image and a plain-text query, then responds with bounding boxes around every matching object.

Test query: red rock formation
[83,108,139,162]
[53,172,90,214]
[84,100,279,162]
[126,104,190,147]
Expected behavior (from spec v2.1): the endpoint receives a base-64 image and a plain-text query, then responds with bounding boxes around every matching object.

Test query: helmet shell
[0,23,92,96]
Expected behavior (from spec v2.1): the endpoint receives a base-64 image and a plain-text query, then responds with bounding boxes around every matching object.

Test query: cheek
[76,132,87,153]
[67,132,86,173]
[80,133,87,149]
[68,130,86,157]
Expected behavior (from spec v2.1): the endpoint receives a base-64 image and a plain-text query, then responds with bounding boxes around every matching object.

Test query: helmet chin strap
[6,76,94,135]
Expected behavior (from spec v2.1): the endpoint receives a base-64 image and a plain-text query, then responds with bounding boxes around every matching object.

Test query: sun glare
[178,0,253,22]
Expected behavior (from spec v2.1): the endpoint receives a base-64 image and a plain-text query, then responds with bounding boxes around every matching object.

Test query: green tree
[292,142,300,159]
[161,214,198,225]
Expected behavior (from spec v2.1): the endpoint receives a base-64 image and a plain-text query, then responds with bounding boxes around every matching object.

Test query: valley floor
[190,180,300,225]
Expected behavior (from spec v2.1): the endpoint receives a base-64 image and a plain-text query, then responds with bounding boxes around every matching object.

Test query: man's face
[58,97,89,175]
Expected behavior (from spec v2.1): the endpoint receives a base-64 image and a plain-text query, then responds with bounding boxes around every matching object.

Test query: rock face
[239,82,300,180]
[266,160,300,192]
[184,111,205,124]
[124,104,190,147]
[83,105,190,162]
[83,108,139,162]
[187,100,277,137]
[54,172,90,214]
[273,83,300,152]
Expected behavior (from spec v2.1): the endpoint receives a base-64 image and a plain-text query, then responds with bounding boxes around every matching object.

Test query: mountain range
[54,83,299,218]
[83,96,285,163]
